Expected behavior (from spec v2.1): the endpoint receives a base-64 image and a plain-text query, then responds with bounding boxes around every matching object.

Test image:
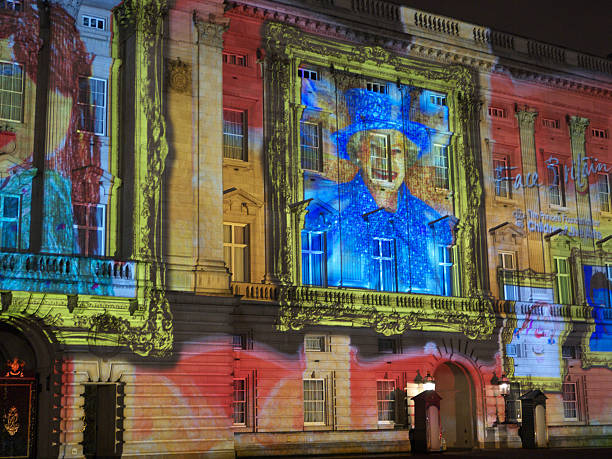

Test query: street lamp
[423,371,435,391]
[499,373,510,396]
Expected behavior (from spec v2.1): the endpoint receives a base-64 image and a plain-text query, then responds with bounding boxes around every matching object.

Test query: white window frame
[82,14,106,30]
[433,144,449,189]
[554,257,572,305]
[493,155,512,198]
[542,118,560,129]
[300,121,322,171]
[223,52,248,67]
[303,378,326,425]
[0,193,20,249]
[591,128,608,139]
[597,172,611,213]
[0,61,24,122]
[499,251,519,301]
[77,77,106,135]
[562,382,578,421]
[369,134,391,181]
[377,379,396,423]
[73,203,105,256]
[302,230,326,286]
[488,107,506,118]
[429,94,446,106]
[223,223,250,282]
[366,81,387,94]
[305,335,326,352]
[233,378,247,425]
[548,162,566,207]
[223,108,247,161]
[372,237,396,292]
[298,68,319,81]
[438,245,453,296]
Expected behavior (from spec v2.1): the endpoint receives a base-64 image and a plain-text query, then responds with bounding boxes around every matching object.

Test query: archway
[434,361,476,450]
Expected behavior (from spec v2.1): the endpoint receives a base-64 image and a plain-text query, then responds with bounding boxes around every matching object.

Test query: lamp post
[423,371,435,391]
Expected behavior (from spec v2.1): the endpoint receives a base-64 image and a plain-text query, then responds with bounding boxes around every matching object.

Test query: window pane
[3,196,18,218]
[234,225,245,244]
[0,221,17,249]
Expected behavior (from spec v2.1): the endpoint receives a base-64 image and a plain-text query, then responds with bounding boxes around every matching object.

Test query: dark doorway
[83,384,122,458]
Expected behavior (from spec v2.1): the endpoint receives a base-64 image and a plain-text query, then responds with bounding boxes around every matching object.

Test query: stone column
[516,109,544,273]
[192,16,231,294]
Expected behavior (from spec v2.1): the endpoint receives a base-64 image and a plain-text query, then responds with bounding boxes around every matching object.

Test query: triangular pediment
[489,221,525,244]
[223,187,263,216]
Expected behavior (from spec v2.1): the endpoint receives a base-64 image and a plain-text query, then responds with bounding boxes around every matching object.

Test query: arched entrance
[434,362,476,450]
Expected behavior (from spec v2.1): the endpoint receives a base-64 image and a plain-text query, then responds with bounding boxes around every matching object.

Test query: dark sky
[392,0,611,58]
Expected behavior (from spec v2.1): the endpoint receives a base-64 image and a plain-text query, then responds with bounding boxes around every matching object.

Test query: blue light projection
[302,81,456,295]
[585,265,612,352]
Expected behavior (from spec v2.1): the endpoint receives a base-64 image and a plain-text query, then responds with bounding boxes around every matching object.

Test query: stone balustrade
[232,281,279,301]
[0,252,136,297]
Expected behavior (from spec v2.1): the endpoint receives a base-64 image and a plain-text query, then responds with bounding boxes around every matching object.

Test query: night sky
[394,0,612,58]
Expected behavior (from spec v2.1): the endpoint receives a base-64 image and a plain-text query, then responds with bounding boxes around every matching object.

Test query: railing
[527,40,566,63]
[232,282,279,301]
[414,11,459,36]
[472,27,515,50]
[0,252,136,297]
[351,0,399,22]
[577,54,612,75]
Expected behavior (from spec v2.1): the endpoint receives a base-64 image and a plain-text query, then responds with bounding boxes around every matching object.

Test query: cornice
[225,0,612,98]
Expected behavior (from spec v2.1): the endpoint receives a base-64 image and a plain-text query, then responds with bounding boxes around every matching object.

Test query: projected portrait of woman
[585,268,612,352]
[302,87,456,295]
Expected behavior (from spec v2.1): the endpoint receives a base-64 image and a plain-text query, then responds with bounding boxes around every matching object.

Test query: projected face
[348,129,416,212]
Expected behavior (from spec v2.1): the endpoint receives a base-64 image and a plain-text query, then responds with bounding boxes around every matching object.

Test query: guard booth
[519,390,548,448]
[411,390,442,452]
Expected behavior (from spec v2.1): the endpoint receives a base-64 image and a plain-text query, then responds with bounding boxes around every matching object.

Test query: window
[223,109,246,160]
[298,68,318,81]
[505,382,521,423]
[223,223,249,282]
[233,378,247,425]
[223,52,247,67]
[300,121,322,171]
[562,345,578,359]
[302,231,325,286]
[591,128,608,139]
[493,156,511,198]
[0,0,21,12]
[562,382,578,420]
[377,380,396,423]
[488,107,506,118]
[366,82,387,94]
[370,134,390,181]
[555,257,572,305]
[0,62,23,122]
[82,15,106,30]
[232,334,247,350]
[77,77,106,135]
[0,194,19,249]
[73,203,105,256]
[305,335,326,352]
[542,118,560,129]
[548,163,566,207]
[372,238,396,292]
[499,251,519,301]
[303,379,325,424]
[378,338,397,354]
[429,94,446,106]
[433,144,449,189]
[438,245,453,296]
[598,173,611,213]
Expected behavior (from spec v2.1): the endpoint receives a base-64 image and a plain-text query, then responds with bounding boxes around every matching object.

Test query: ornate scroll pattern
[3,406,19,436]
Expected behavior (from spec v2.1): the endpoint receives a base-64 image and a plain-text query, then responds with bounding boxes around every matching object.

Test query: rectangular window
[542,118,560,129]
[232,334,247,350]
[305,335,326,352]
[366,82,387,94]
[370,134,390,181]
[499,251,519,301]
[300,121,322,171]
[591,128,608,139]
[562,345,578,359]
[223,223,249,282]
[555,257,572,305]
[493,156,511,198]
[77,77,106,135]
[233,378,247,425]
[372,238,396,292]
[438,245,453,296]
[298,68,319,81]
[0,194,20,249]
[302,231,325,286]
[0,0,21,12]
[303,379,325,424]
[0,62,23,122]
[433,144,449,189]
[378,338,397,354]
[377,380,396,423]
[429,94,446,106]
[505,382,521,423]
[598,173,611,213]
[548,163,566,207]
[73,203,105,256]
[82,15,106,30]
[488,107,506,118]
[223,52,248,67]
[562,382,578,420]
[223,109,246,160]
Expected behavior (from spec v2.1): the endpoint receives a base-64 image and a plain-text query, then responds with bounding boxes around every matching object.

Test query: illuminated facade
[0,0,610,457]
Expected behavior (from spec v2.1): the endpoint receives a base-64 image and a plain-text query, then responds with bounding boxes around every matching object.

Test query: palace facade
[0,0,611,457]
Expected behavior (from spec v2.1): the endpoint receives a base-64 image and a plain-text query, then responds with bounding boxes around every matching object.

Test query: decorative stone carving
[568,115,590,146]
[193,14,230,48]
[166,58,192,94]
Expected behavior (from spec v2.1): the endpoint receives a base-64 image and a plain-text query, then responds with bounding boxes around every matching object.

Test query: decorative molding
[166,58,192,94]
[193,13,230,48]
